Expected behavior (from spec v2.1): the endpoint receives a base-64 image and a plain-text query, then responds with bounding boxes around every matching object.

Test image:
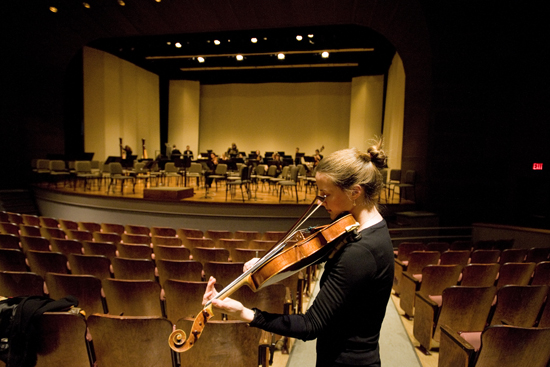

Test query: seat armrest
[415,292,438,309]
[439,324,476,367]
[402,271,421,286]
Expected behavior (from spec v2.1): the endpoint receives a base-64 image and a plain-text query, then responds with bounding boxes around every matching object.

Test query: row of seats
[12,311,267,367]
[391,241,550,367]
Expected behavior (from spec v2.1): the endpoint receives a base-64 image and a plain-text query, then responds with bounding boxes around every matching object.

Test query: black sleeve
[250,243,377,341]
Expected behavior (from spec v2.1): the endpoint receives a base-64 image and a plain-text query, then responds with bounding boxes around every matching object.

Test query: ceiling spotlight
[277,53,285,60]
[296,35,303,41]
[214,40,221,45]
[236,54,244,61]
[197,57,205,63]
[175,42,182,48]
[166,42,171,45]
[118,0,125,5]
[83,2,91,8]
[49,6,58,13]
[155,0,161,2]
[321,51,329,58]
[251,37,258,43]
[308,34,314,38]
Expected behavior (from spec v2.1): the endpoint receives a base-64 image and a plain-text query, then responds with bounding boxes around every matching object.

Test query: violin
[168,196,360,353]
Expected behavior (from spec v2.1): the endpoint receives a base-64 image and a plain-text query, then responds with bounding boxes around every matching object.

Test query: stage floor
[32,177,413,233]
[36,176,404,206]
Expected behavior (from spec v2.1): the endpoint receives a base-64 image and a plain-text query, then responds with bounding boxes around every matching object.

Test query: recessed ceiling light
[49,6,58,13]
[236,54,244,61]
[296,35,303,41]
[214,40,221,45]
[175,42,182,48]
[277,53,285,60]
[321,51,329,58]
[83,2,91,8]
[308,34,314,38]
[197,57,205,63]
[251,38,258,43]
[118,0,125,5]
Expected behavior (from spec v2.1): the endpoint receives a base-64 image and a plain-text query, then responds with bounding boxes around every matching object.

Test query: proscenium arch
[9,1,433,204]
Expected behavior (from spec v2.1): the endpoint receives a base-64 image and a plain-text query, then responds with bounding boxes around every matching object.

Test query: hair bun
[366,143,387,170]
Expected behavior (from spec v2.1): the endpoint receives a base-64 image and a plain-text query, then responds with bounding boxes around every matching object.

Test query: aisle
[286,267,422,367]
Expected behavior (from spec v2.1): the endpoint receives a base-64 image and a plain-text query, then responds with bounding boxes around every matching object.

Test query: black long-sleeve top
[250,220,394,367]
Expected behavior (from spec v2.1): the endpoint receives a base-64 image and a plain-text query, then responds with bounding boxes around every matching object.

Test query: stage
[32,178,416,233]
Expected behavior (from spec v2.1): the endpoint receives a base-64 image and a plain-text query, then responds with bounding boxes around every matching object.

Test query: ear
[351,185,363,200]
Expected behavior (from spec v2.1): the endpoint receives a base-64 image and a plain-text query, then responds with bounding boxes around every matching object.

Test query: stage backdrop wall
[83,46,160,162]
[198,82,352,157]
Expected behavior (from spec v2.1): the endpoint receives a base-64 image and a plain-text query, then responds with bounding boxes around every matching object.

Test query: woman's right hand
[243,257,260,272]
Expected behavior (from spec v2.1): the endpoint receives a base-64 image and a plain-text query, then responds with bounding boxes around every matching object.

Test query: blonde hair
[316,141,387,209]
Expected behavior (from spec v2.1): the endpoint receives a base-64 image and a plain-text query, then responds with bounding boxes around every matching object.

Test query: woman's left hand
[203,277,255,322]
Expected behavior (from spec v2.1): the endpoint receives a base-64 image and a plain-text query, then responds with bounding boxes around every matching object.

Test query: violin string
[205,195,327,306]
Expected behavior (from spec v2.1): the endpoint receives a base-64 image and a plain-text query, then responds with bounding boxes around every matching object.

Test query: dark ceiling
[89,24,396,84]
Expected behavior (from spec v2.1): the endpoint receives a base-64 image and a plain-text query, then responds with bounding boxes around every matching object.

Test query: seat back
[108,162,124,175]
[232,248,267,263]
[395,242,426,261]
[35,312,91,367]
[75,160,92,173]
[117,243,153,260]
[525,247,550,263]
[156,259,202,284]
[0,233,21,249]
[45,273,106,315]
[78,221,101,233]
[0,270,44,296]
[26,250,68,278]
[153,245,190,261]
[439,250,471,267]
[93,231,122,244]
[460,263,500,287]
[0,249,28,272]
[531,261,550,286]
[50,238,83,258]
[435,286,497,341]
[121,233,151,246]
[177,228,204,239]
[66,229,94,242]
[100,222,125,235]
[419,264,462,297]
[101,279,163,317]
[203,261,245,288]
[470,249,501,264]
[475,325,550,367]
[499,248,527,265]
[112,257,156,281]
[488,285,548,327]
[87,314,173,367]
[192,247,230,264]
[163,280,217,322]
[406,251,440,274]
[82,241,117,261]
[69,253,112,280]
[124,224,151,236]
[496,262,536,289]
[176,318,262,367]
[152,235,183,247]
[150,227,177,237]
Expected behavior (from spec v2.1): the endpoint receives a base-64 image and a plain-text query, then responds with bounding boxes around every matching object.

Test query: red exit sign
[533,163,543,170]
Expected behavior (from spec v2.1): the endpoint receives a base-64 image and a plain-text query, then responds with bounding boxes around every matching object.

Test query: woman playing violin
[203,141,394,367]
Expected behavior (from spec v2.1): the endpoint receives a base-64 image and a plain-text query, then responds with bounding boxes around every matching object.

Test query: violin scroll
[168,306,214,352]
